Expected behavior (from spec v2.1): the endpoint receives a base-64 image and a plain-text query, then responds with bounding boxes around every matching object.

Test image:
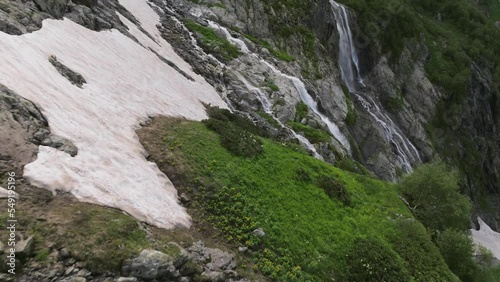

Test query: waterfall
[237,74,324,159]
[207,21,250,53]
[207,20,351,153]
[330,0,421,172]
[330,0,363,92]
[261,61,351,152]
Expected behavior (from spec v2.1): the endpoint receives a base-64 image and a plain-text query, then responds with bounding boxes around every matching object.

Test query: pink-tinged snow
[471,218,500,260]
[0,4,225,228]
[118,0,194,70]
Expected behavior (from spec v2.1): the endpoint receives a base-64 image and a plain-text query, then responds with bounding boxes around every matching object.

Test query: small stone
[252,228,266,238]
[178,277,190,282]
[116,277,138,282]
[180,193,191,203]
[224,269,238,278]
[77,269,87,276]
[201,271,225,282]
[238,246,248,253]
[66,258,77,265]
[64,265,76,275]
[60,248,70,259]
[47,269,58,279]
[15,236,34,259]
[69,278,87,282]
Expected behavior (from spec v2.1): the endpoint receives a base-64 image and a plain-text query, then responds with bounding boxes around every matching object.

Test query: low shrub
[288,122,331,144]
[436,229,478,282]
[335,158,371,175]
[183,19,240,61]
[295,102,309,121]
[399,160,472,232]
[203,118,263,158]
[316,176,351,206]
[390,220,457,281]
[343,237,410,282]
[206,106,270,137]
[294,167,311,183]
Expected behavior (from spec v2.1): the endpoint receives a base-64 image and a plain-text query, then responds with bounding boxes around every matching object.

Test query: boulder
[116,278,138,282]
[16,236,34,259]
[122,249,177,280]
[188,241,236,271]
[252,228,266,238]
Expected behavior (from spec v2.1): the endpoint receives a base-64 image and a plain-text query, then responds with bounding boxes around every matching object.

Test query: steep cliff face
[162,0,428,179]
[157,0,500,228]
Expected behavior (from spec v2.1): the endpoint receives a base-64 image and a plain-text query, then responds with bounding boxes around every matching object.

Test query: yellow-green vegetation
[264,79,280,92]
[183,19,241,61]
[256,111,280,127]
[156,109,458,281]
[294,101,309,121]
[243,34,295,62]
[287,121,331,144]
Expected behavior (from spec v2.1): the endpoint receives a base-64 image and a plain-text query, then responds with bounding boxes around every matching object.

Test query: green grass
[257,111,280,127]
[157,118,456,281]
[31,205,148,273]
[183,19,241,61]
[243,34,295,62]
[295,101,309,121]
[288,121,331,144]
[264,79,280,91]
[206,3,226,9]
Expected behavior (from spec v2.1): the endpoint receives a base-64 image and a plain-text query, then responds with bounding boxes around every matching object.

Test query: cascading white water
[208,21,250,53]
[330,0,421,172]
[207,20,352,154]
[261,61,351,152]
[237,74,323,159]
[330,0,363,92]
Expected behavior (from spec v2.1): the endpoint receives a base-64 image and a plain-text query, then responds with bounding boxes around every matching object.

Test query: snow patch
[0,3,225,229]
[471,218,500,260]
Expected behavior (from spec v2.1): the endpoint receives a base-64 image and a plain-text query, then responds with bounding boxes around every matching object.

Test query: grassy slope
[153,118,455,281]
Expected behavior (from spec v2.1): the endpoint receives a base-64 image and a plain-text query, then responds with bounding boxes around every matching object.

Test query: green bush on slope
[399,160,472,232]
[390,219,457,281]
[158,116,456,281]
[343,237,410,282]
[436,229,478,282]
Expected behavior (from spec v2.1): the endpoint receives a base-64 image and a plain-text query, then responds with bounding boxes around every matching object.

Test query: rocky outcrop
[0,0,138,35]
[0,84,78,175]
[33,0,71,18]
[18,241,245,282]
[49,55,87,88]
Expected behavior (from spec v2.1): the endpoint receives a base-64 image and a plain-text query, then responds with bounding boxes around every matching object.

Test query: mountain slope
[0,0,225,229]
